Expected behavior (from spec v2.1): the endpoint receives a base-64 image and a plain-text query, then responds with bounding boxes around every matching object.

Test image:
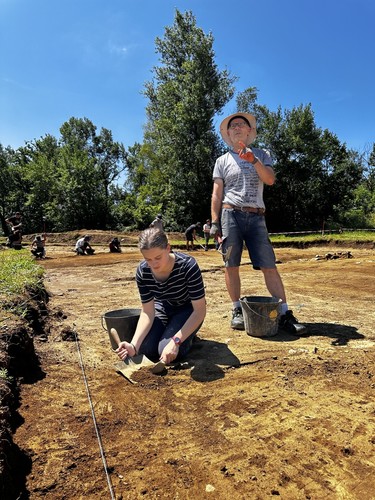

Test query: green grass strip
[0,249,44,301]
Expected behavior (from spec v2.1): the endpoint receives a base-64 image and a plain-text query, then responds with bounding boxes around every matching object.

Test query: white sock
[233,301,241,309]
[280,303,288,315]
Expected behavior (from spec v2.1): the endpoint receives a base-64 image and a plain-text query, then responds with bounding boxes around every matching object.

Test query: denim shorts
[221,208,276,269]
[138,302,201,362]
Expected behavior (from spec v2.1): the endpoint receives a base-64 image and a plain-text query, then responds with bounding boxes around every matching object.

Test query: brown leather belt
[222,204,265,215]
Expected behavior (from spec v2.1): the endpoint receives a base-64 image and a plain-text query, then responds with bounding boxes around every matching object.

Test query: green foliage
[336,209,368,228]
[0,250,44,308]
[0,145,15,234]
[15,135,61,232]
[353,183,375,214]
[0,118,128,234]
[138,9,236,228]
[56,118,128,229]
[368,143,375,168]
[0,368,13,382]
[235,89,367,231]
[270,230,375,244]
[0,144,27,235]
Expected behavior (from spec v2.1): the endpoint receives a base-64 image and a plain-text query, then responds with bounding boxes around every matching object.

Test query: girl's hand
[116,341,136,361]
[160,340,179,364]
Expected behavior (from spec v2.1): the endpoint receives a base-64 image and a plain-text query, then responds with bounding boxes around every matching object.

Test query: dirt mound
[22,230,139,245]
[21,230,186,247]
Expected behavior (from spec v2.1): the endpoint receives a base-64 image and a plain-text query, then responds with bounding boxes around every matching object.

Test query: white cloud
[326,90,352,104]
[1,77,33,91]
[108,41,134,56]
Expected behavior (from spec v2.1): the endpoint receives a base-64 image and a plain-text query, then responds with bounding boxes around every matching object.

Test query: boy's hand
[210,222,221,238]
[238,141,258,164]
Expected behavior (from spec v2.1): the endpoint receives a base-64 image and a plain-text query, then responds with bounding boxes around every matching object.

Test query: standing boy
[210,112,306,335]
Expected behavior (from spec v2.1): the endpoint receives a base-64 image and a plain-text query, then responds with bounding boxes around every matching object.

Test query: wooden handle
[110,328,121,348]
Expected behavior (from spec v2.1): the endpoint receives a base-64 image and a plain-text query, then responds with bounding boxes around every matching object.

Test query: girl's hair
[138,228,169,250]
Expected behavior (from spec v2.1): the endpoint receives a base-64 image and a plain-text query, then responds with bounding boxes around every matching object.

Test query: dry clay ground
[12,235,375,499]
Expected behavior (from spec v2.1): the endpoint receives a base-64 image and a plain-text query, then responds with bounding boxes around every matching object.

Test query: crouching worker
[7,228,22,249]
[5,212,23,249]
[109,237,122,253]
[75,235,95,255]
[31,234,46,259]
[116,228,206,364]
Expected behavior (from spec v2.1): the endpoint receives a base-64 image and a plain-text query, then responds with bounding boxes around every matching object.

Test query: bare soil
[5,234,375,499]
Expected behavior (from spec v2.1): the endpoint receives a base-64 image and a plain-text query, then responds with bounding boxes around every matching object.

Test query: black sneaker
[231,307,245,330]
[279,310,307,336]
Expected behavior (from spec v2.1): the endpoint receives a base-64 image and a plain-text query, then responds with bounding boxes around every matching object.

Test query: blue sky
[1,0,374,154]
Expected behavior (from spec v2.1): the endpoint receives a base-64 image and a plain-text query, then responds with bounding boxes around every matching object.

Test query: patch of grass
[168,230,374,247]
[0,249,44,305]
[269,230,375,245]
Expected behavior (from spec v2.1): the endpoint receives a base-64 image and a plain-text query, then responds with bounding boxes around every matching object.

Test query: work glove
[238,141,259,164]
[210,221,221,239]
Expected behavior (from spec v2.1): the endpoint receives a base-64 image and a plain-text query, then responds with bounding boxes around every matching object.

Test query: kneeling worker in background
[75,235,95,255]
[31,234,47,259]
[109,237,122,253]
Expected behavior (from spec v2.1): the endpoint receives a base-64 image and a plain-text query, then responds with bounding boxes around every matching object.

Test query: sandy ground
[13,241,375,499]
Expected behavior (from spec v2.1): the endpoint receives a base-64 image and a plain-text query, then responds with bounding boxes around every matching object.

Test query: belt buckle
[240,206,246,212]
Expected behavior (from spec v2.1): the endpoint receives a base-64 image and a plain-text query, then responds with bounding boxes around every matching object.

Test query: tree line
[1,10,374,236]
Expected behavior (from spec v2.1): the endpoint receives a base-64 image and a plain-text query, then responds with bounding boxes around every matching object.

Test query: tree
[16,135,61,233]
[0,144,38,234]
[119,142,165,229]
[0,145,18,235]
[140,9,236,228]
[1,118,129,233]
[342,142,375,228]
[235,88,364,231]
[57,117,127,230]
[92,127,128,227]
[365,142,375,193]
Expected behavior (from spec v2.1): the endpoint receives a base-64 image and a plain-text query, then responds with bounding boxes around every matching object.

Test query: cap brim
[220,112,257,147]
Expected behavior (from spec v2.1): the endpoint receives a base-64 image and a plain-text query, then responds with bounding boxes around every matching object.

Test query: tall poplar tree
[141,10,236,228]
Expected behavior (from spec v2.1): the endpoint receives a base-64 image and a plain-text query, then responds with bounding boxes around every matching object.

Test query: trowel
[110,328,165,383]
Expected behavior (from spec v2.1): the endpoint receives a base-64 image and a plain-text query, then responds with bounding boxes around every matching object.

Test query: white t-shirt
[75,237,86,250]
[212,148,273,209]
[151,218,163,230]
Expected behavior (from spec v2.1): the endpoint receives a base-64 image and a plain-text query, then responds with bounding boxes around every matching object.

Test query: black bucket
[239,296,281,337]
[101,308,141,349]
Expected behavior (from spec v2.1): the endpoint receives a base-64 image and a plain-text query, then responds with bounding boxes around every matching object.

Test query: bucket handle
[100,315,107,331]
[241,302,279,321]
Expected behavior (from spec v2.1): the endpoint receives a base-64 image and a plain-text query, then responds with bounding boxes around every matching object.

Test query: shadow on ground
[184,338,240,382]
[262,322,366,346]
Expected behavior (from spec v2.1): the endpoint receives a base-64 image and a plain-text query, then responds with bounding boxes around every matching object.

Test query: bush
[338,209,374,229]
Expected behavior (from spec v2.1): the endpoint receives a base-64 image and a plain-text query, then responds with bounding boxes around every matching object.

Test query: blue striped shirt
[136,251,205,307]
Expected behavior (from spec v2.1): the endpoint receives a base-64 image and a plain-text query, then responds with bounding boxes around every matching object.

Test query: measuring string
[74,325,116,500]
